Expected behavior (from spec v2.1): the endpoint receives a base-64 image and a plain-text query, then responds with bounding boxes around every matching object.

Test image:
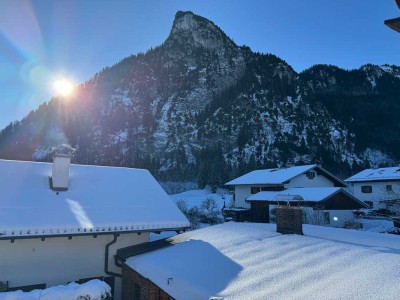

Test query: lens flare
[53,78,74,97]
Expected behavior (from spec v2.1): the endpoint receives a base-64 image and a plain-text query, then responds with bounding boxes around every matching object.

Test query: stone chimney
[276,206,303,235]
[51,145,75,191]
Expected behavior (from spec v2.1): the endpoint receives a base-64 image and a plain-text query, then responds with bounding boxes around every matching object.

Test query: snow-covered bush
[0,279,112,300]
[200,198,221,225]
[176,198,223,229]
[303,208,325,225]
[176,199,201,230]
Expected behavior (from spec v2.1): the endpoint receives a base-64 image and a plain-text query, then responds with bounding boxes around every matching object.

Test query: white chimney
[51,145,75,191]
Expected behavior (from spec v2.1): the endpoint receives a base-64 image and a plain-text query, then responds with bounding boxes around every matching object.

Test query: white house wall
[0,232,148,300]
[348,181,400,209]
[285,173,335,188]
[234,185,252,208]
[325,210,354,227]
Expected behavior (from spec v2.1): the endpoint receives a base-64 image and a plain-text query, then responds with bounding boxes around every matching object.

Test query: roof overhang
[385,17,400,32]
[385,0,400,32]
[345,178,400,183]
[0,226,189,241]
[246,189,368,209]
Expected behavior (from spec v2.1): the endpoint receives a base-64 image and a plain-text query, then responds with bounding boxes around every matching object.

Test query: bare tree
[303,208,326,225]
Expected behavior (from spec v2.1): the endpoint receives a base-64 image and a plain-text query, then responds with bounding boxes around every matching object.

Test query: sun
[53,78,74,97]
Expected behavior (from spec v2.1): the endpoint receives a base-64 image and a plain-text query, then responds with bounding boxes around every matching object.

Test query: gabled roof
[225,164,346,186]
[0,160,189,238]
[124,222,400,299]
[246,187,367,208]
[345,167,400,183]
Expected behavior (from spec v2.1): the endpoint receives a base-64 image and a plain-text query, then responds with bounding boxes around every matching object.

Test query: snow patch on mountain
[364,148,396,169]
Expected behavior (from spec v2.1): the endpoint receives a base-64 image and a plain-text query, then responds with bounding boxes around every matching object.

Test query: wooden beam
[385,17,400,32]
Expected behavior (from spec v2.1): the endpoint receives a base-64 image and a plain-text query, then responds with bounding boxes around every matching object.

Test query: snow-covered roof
[346,167,400,183]
[247,187,343,202]
[225,164,345,186]
[125,222,400,299]
[0,159,189,238]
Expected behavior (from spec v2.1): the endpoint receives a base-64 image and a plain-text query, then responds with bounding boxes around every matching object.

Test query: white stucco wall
[348,181,400,209]
[234,185,252,208]
[0,232,148,299]
[285,173,335,188]
[324,210,354,227]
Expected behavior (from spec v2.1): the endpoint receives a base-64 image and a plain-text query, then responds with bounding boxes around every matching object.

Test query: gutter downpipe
[105,234,122,278]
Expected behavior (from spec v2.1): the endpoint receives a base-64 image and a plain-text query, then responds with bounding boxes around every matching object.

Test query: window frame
[306,171,316,179]
[361,185,372,193]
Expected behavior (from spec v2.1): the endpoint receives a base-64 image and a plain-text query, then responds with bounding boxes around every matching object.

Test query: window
[361,185,372,193]
[306,171,316,179]
[386,185,393,192]
[251,187,261,194]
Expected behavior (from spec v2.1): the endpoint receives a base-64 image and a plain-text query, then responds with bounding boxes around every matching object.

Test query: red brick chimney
[276,206,303,235]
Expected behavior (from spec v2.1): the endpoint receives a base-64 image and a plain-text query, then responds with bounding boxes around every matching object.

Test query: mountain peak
[168,11,236,49]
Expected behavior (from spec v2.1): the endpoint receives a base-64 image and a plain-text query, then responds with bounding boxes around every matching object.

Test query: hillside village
[1,150,399,299]
[1,5,400,300]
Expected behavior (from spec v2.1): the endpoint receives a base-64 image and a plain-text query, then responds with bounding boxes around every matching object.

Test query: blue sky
[0,0,399,129]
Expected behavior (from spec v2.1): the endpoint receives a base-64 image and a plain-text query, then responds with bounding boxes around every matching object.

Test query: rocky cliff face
[0,11,399,185]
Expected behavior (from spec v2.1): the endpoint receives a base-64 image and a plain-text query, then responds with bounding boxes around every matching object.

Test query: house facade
[225,165,367,227]
[226,165,343,209]
[345,167,400,210]
[0,157,189,299]
[246,187,367,227]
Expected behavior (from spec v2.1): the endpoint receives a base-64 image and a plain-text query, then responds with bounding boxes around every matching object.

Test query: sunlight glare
[53,78,74,97]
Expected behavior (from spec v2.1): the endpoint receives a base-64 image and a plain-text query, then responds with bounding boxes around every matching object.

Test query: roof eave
[314,165,347,187]
[0,226,190,241]
[345,178,400,183]
[385,17,400,32]
[320,188,369,209]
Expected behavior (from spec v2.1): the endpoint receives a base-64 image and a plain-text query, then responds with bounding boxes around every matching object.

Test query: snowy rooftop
[225,164,344,186]
[0,160,189,238]
[126,222,400,300]
[346,167,400,182]
[247,187,349,202]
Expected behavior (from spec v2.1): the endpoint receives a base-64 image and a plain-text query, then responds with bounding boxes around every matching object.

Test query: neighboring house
[224,165,367,226]
[117,222,400,300]
[0,155,189,299]
[246,187,367,227]
[345,167,400,210]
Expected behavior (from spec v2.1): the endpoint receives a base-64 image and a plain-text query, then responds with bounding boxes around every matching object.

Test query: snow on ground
[149,188,232,241]
[127,222,400,300]
[0,279,110,300]
[359,218,395,233]
[169,188,232,210]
